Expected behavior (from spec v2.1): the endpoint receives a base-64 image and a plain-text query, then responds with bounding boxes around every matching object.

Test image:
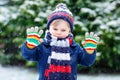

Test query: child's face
[49,20,70,38]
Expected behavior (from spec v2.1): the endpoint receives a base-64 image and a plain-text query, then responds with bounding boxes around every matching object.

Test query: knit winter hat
[47,3,74,32]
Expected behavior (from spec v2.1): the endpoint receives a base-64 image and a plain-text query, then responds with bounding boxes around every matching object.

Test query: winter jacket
[21,41,96,80]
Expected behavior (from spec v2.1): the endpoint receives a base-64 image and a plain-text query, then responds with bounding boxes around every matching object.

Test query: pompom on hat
[47,3,74,32]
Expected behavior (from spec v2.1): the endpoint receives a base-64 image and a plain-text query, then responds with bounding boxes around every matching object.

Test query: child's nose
[57,30,61,34]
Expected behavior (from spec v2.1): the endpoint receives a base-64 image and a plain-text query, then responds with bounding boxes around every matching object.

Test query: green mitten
[26,26,43,49]
[82,32,100,54]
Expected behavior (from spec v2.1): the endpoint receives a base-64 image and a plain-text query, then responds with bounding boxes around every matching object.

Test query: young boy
[21,3,100,80]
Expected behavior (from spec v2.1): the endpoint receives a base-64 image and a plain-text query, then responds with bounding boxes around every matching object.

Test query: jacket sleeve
[21,42,40,61]
[77,46,96,67]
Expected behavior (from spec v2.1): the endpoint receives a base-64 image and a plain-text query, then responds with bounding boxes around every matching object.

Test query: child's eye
[61,29,66,32]
[53,28,58,30]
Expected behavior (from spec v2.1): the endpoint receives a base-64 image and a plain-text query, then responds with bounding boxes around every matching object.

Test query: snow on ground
[0,64,120,80]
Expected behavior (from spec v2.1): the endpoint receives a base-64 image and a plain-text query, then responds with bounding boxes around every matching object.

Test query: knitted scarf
[44,31,73,80]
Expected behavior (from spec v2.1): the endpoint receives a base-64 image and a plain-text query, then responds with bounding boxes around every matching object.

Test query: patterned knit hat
[47,3,74,32]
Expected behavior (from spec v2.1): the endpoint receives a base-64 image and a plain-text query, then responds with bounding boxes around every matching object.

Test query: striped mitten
[26,26,43,49]
[82,32,100,54]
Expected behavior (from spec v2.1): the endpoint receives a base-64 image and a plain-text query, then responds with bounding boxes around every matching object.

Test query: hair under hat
[47,3,74,32]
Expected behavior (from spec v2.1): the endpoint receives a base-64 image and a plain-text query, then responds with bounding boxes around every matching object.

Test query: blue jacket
[21,41,96,80]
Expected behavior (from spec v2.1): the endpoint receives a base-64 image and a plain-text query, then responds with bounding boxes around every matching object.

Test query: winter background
[0,0,120,80]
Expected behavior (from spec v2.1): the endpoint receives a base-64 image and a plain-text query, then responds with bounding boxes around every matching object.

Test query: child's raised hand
[26,26,43,49]
[82,32,100,54]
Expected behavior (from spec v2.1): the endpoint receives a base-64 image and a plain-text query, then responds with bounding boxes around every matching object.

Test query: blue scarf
[44,30,73,80]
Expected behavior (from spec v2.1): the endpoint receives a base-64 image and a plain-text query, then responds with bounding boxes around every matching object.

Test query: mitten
[82,32,100,54]
[26,26,43,49]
